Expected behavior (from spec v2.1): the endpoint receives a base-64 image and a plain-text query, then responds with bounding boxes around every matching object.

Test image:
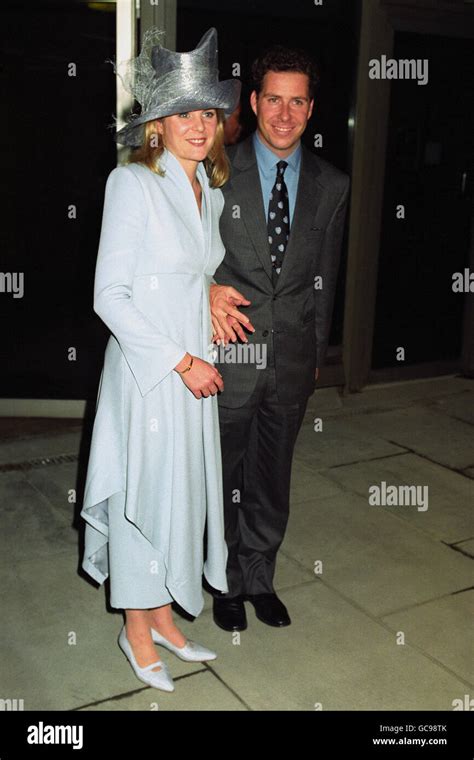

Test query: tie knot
[276,160,288,176]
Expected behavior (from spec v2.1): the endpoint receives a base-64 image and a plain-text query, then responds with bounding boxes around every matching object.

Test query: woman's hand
[174,353,224,399]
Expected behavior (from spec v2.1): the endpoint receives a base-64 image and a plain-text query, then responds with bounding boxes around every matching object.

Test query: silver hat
[113,27,241,147]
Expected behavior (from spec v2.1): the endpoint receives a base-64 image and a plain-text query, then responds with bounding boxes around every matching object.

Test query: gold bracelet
[178,355,194,374]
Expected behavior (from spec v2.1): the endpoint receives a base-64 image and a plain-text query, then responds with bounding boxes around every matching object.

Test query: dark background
[373,30,473,368]
[0,0,358,400]
[0,1,471,399]
[1,1,116,399]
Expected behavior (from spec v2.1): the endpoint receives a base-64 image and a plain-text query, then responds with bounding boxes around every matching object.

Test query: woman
[80,28,241,692]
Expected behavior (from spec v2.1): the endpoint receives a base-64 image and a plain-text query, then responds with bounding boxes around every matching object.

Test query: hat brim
[115,79,241,147]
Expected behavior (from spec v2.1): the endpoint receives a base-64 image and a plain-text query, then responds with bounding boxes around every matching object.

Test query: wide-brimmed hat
[112,27,241,147]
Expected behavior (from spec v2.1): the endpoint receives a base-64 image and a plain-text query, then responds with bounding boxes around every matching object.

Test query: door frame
[343,0,474,392]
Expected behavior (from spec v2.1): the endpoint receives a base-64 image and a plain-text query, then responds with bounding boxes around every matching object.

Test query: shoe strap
[141,660,166,673]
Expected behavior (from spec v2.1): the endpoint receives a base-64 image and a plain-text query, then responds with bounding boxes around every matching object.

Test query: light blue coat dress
[80,149,229,617]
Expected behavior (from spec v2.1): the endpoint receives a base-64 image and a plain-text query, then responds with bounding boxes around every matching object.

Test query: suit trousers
[216,341,309,597]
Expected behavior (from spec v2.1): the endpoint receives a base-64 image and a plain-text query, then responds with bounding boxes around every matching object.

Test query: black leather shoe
[213,595,247,631]
[246,593,291,627]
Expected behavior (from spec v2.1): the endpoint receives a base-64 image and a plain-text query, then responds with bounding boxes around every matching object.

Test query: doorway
[372,31,473,374]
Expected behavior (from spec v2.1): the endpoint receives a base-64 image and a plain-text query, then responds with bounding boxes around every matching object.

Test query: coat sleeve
[315,175,350,368]
[93,166,188,397]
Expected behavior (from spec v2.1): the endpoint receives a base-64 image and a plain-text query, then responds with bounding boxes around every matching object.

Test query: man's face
[250,71,314,157]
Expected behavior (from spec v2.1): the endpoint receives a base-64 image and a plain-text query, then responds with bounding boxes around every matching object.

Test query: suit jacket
[215,134,350,407]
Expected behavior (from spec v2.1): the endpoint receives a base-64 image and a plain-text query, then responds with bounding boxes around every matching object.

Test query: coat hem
[81,490,228,618]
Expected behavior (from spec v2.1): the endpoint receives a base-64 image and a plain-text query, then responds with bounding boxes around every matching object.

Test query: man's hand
[210,284,255,344]
[315,368,319,381]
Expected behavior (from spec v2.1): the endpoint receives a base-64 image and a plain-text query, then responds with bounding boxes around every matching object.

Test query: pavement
[0,375,472,711]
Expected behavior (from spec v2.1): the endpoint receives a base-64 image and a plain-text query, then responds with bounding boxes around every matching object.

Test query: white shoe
[151,627,217,662]
[118,626,175,692]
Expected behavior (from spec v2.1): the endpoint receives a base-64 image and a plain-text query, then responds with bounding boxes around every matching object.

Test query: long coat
[80,149,229,617]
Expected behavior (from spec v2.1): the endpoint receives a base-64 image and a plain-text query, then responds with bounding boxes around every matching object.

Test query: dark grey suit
[214,134,350,597]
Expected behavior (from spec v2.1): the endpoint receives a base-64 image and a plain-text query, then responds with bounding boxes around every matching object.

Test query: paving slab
[24,462,80,514]
[0,471,77,568]
[351,406,474,471]
[281,491,474,617]
[453,539,474,558]
[290,460,344,503]
[382,589,474,686]
[426,391,474,426]
[294,416,406,471]
[322,453,474,544]
[307,377,473,418]
[204,583,467,710]
[79,668,248,711]
[0,431,81,467]
[0,553,206,711]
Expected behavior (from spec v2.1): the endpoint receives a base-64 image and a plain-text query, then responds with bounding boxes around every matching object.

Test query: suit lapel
[274,147,324,292]
[229,139,325,290]
[232,168,274,282]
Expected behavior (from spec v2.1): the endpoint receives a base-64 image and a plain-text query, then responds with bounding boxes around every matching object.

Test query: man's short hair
[251,45,319,99]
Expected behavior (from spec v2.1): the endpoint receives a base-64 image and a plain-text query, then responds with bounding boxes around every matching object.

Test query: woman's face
[156,109,218,167]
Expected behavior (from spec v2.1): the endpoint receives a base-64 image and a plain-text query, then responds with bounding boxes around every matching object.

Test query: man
[210,45,350,631]
[224,102,243,146]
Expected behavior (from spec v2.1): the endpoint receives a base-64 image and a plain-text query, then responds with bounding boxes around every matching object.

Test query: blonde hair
[127,109,230,188]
